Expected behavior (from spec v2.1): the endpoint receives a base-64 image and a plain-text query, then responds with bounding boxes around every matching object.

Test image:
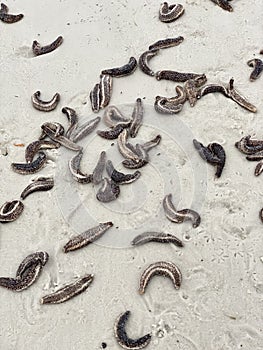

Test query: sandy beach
[0,0,263,349]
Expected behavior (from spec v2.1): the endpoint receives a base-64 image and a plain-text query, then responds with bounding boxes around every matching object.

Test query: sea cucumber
[227,78,257,113]
[159,3,185,23]
[103,105,131,127]
[62,107,79,139]
[184,75,207,107]
[31,91,60,112]
[25,140,59,163]
[0,200,24,222]
[63,222,113,252]
[41,122,82,151]
[209,0,233,12]
[118,130,141,162]
[194,139,225,177]
[247,58,263,81]
[163,193,201,228]
[41,274,94,304]
[138,261,182,294]
[97,123,126,140]
[101,57,137,77]
[246,151,263,161]
[0,3,23,23]
[138,49,159,77]
[72,117,101,143]
[32,36,63,56]
[96,178,120,202]
[114,311,151,349]
[207,142,226,178]
[154,96,184,114]
[16,252,49,277]
[41,122,64,137]
[12,152,47,174]
[149,36,184,50]
[255,160,263,176]
[141,135,161,152]
[99,74,113,109]
[193,139,220,163]
[129,98,143,138]
[235,136,263,155]
[122,158,148,169]
[0,264,43,291]
[158,86,187,105]
[20,177,54,200]
[156,70,203,82]
[197,83,229,99]
[90,83,101,113]
[68,151,93,184]
[0,252,48,292]
[106,160,141,184]
[131,232,183,247]
[92,151,106,185]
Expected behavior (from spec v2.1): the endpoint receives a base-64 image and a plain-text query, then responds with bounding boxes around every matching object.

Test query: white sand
[1,0,263,349]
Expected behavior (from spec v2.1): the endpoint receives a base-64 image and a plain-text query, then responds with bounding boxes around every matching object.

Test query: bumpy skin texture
[149,36,184,50]
[207,143,226,178]
[163,193,201,228]
[138,261,182,294]
[72,117,101,143]
[226,78,257,113]
[117,129,141,162]
[197,84,229,99]
[31,91,60,112]
[90,83,101,113]
[11,152,47,174]
[196,78,257,113]
[154,96,184,114]
[92,151,106,185]
[235,135,263,177]
[32,36,63,56]
[101,57,137,77]
[103,105,131,127]
[0,200,24,222]
[235,136,263,155]
[96,178,120,203]
[156,70,203,82]
[255,160,263,176]
[139,49,159,76]
[114,311,152,349]
[0,252,48,292]
[209,0,233,12]
[16,252,49,277]
[99,74,113,108]
[41,123,82,151]
[159,3,185,23]
[247,59,263,81]
[131,232,183,247]
[106,160,141,185]
[41,275,94,304]
[0,263,42,291]
[68,150,93,184]
[0,3,24,23]
[97,124,126,140]
[129,98,144,138]
[62,107,79,139]
[63,222,113,252]
[25,140,59,163]
[194,139,226,178]
[20,177,54,200]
